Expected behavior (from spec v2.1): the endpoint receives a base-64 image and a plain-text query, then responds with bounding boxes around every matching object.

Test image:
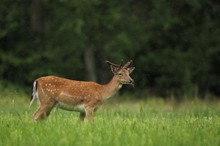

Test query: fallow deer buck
[30,60,135,122]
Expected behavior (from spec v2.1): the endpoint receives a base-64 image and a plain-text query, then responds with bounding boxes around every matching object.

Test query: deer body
[30,60,134,121]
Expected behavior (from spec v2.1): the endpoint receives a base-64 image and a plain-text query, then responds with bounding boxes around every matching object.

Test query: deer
[30,60,135,122]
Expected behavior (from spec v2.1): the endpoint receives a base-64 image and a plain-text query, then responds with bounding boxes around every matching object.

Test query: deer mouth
[130,82,135,88]
[121,81,134,87]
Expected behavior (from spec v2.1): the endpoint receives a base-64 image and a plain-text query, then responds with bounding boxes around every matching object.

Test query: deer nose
[129,78,134,83]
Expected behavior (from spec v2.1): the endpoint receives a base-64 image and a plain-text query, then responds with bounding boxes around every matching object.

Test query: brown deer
[30,60,135,121]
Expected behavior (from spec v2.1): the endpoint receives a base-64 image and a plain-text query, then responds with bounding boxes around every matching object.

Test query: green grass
[0,91,220,146]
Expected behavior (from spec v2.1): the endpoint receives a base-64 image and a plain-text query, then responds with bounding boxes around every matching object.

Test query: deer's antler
[119,59,123,68]
[123,60,133,68]
[106,60,120,67]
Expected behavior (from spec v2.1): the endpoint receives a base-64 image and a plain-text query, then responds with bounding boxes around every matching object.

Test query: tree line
[0,0,220,98]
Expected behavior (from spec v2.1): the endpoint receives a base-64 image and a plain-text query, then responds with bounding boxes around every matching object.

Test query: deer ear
[110,65,118,74]
[127,67,135,74]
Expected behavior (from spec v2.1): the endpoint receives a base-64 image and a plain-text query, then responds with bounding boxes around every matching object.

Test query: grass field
[0,90,220,146]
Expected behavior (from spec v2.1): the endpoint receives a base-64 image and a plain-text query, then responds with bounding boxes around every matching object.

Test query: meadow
[0,89,220,146]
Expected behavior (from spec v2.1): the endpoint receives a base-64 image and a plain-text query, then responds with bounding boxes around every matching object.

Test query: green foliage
[0,0,220,97]
[0,94,220,146]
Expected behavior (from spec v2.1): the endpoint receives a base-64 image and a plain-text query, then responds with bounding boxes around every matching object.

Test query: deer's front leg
[85,107,94,122]
[79,112,86,122]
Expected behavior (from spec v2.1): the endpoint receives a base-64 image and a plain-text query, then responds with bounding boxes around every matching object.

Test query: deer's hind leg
[32,99,56,121]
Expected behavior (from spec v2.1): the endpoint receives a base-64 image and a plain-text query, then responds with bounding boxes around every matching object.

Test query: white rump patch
[29,81,39,107]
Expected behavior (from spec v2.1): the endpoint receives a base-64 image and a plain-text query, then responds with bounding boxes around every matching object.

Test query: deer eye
[118,73,123,76]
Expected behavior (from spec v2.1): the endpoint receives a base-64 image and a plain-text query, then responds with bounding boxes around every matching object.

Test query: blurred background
[0,0,220,99]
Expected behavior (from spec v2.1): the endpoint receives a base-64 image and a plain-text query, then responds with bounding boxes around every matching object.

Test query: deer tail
[29,81,38,108]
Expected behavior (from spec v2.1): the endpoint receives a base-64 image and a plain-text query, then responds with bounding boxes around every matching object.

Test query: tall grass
[0,89,220,146]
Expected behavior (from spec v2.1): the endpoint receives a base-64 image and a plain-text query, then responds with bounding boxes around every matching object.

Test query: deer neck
[102,76,122,100]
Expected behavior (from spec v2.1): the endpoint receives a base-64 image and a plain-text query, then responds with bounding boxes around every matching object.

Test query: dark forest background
[0,0,220,99]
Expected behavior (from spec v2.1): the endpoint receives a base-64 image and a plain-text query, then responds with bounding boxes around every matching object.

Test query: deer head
[106,60,135,86]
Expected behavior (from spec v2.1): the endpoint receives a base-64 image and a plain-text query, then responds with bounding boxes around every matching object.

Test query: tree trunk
[31,0,43,32]
[95,48,108,84]
[84,48,97,82]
